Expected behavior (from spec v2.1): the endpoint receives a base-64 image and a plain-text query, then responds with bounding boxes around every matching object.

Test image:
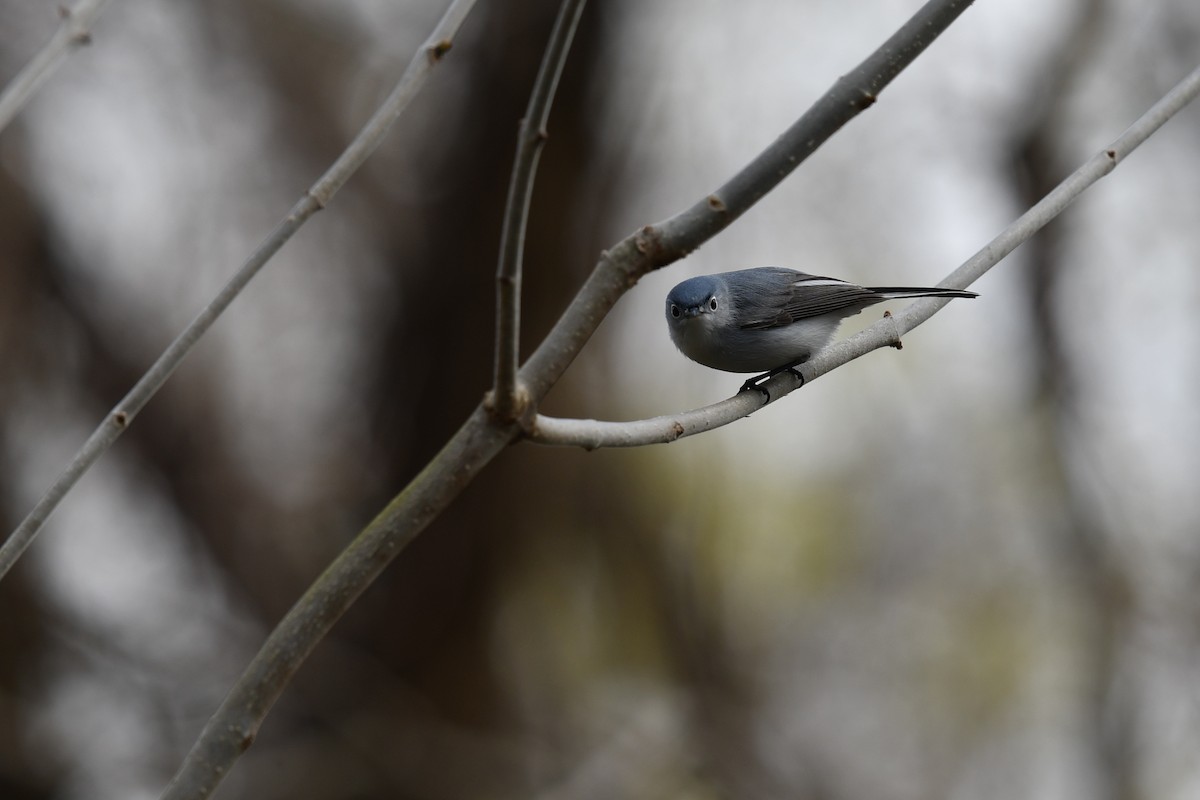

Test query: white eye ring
[708,297,718,311]
[670,304,681,319]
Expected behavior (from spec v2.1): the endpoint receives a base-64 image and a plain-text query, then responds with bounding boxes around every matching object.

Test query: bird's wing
[737,273,880,330]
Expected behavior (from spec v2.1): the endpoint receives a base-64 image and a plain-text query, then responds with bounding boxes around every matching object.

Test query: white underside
[669,312,845,373]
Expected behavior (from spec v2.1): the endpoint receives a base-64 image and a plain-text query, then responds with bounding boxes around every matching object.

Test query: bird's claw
[738,376,772,401]
[737,366,805,402]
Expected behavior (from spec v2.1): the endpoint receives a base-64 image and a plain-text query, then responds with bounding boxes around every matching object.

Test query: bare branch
[157,408,515,800]
[517,0,977,402]
[0,0,109,135]
[493,0,589,421]
[0,0,479,583]
[656,0,977,260]
[529,393,765,449]
[526,61,1200,449]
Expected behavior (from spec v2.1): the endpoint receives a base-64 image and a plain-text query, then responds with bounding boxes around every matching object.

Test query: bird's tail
[870,287,978,300]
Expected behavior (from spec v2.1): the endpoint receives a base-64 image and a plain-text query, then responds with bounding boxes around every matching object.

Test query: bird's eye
[708,297,718,312]
[670,304,681,319]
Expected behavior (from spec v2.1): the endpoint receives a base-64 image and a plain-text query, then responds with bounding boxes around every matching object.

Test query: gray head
[665,273,746,372]
[665,274,727,326]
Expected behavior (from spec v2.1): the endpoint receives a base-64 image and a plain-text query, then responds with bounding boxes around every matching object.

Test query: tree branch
[0,0,479,583]
[526,60,1200,449]
[492,0,589,421]
[516,0,977,402]
[157,408,516,800]
[0,0,110,135]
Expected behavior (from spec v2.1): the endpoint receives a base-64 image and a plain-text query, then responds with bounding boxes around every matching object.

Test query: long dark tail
[870,286,978,299]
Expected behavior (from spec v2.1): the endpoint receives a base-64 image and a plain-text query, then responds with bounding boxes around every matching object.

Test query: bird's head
[665,275,726,330]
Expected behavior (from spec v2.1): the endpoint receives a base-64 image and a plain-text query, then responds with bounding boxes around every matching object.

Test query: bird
[664,266,977,395]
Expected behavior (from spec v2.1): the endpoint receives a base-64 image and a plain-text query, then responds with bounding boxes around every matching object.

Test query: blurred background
[2,0,1199,798]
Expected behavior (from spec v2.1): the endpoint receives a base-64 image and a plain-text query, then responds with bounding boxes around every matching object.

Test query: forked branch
[493,0,589,421]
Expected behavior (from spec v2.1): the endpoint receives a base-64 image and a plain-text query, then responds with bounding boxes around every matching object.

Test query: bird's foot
[737,365,805,401]
[738,373,773,400]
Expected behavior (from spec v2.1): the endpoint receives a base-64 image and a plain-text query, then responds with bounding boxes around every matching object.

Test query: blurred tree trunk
[1010,3,1137,798]
[0,159,64,800]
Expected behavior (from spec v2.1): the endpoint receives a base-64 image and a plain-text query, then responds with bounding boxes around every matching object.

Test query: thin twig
[493,0,589,421]
[0,0,109,135]
[0,0,479,583]
[154,5,974,796]
[526,61,1200,449]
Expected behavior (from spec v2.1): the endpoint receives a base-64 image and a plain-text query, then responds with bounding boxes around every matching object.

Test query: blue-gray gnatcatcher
[665,267,977,394]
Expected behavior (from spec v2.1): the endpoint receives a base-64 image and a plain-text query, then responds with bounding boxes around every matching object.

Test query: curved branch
[526,60,1200,449]
[493,0,589,420]
[0,0,110,135]
[0,0,480,583]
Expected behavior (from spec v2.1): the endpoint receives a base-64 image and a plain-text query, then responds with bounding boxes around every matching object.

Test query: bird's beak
[682,306,703,319]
